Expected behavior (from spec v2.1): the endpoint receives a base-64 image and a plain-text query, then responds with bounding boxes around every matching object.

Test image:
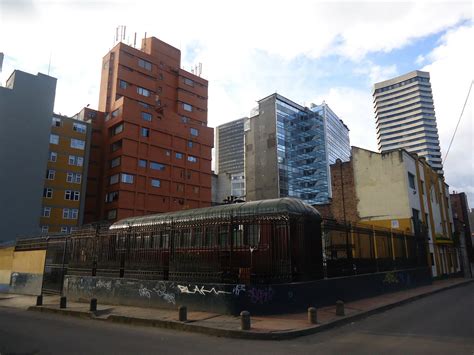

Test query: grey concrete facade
[245,95,279,201]
[0,70,57,242]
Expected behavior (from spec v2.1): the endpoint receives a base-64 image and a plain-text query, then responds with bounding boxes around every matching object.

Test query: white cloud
[422,24,474,205]
[311,87,377,151]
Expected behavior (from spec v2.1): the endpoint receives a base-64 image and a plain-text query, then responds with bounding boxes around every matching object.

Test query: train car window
[161,232,170,249]
[204,226,216,247]
[193,227,203,247]
[180,229,191,248]
[218,226,229,247]
[245,224,260,247]
[233,225,244,247]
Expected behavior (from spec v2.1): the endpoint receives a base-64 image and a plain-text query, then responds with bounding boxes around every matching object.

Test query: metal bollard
[240,310,251,330]
[308,307,317,324]
[36,295,43,306]
[60,296,67,309]
[336,300,345,316]
[178,305,187,322]
[90,298,97,312]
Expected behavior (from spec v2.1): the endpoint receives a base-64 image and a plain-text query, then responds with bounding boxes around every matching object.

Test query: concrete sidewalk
[1,277,472,340]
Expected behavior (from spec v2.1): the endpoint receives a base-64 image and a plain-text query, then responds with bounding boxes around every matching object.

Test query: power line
[444,79,473,163]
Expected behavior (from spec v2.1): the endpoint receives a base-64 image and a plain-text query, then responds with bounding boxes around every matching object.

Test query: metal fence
[322,220,429,277]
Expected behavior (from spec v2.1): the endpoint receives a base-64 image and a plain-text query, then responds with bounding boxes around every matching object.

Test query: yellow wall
[359,218,413,233]
[0,247,14,284]
[11,250,46,274]
[353,148,411,221]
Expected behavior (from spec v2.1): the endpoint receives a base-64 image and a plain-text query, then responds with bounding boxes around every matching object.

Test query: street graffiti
[152,282,176,304]
[383,272,399,284]
[248,286,274,304]
[177,284,231,296]
[138,285,152,299]
[96,280,112,291]
[232,284,246,296]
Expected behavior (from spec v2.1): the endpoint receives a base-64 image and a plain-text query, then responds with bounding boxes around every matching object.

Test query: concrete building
[83,36,213,223]
[0,70,57,242]
[245,93,350,205]
[40,113,91,234]
[450,192,473,276]
[329,147,459,278]
[214,118,246,203]
[373,70,443,172]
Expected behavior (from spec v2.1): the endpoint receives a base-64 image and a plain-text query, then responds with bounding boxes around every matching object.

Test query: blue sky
[0,0,472,204]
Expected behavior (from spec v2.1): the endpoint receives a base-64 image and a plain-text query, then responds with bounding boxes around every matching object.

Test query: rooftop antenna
[0,52,4,73]
[123,25,126,41]
[143,32,147,50]
[47,51,52,76]
[198,63,202,77]
[134,32,137,48]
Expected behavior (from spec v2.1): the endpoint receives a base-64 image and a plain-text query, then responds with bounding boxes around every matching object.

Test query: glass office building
[246,94,350,205]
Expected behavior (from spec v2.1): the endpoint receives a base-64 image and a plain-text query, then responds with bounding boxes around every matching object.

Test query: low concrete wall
[8,250,46,295]
[64,267,432,315]
[0,246,14,292]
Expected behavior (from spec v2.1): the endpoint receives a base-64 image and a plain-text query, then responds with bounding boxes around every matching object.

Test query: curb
[27,279,473,340]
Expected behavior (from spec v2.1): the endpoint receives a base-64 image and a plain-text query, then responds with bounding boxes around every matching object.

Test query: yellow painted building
[40,114,91,234]
[350,147,458,278]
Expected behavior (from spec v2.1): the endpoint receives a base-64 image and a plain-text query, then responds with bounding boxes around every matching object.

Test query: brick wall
[329,160,360,223]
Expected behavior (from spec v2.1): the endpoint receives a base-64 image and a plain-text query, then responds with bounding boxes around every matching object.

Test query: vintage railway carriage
[71,197,324,284]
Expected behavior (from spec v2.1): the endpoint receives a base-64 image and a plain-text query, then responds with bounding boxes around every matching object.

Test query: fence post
[308,307,317,324]
[60,296,67,309]
[178,305,187,322]
[372,226,379,272]
[240,311,251,330]
[336,300,345,316]
[90,298,97,312]
[36,295,43,306]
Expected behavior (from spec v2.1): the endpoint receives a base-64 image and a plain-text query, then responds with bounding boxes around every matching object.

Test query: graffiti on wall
[177,284,231,296]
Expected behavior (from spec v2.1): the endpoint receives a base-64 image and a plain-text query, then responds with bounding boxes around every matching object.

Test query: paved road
[1,283,473,355]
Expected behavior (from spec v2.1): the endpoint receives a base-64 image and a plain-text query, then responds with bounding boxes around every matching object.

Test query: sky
[0,0,473,205]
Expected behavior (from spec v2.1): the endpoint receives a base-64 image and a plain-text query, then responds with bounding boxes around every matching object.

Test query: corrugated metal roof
[110,197,321,229]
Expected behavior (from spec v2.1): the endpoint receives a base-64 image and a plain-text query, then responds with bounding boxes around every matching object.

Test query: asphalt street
[0,282,473,355]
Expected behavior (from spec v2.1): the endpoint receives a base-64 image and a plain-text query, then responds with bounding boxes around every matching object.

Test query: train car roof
[109,197,321,229]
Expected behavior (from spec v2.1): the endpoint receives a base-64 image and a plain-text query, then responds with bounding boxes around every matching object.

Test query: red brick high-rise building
[81,36,213,223]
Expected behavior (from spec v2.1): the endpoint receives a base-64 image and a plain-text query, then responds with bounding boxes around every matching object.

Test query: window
[73,122,87,133]
[111,123,124,135]
[158,73,164,80]
[105,191,119,203]
[181,116,189,123]
[107,209,117,220]
[49,151,57,162]
[137,87,151,97]
[109,174,119,185]
[61,227,69,234]
[141,127,150,137]
[111,109,120,118]
[187,156,198,163]
[150,162,165,171]
[138,58,152,71]
[110,140,122,152]
[408,172,416,190]
[71,139,85,150]
[69,155,84,166]
[67,172,82,183]
[165,150,170,156]
[110,157,121,168]
[52,117,61,127]
[43,188,53,198]
[188,141,194,148]
[420,180,425,195]
[65,190,80,201]
[175,152,183,159]
[42,207,51,218]
[50,134,59,144]
[46,169,55,180]
[193,186,199,194]
[141,112,152,122]
[151,179,161,188]
[183,103,193,112]
[63,208,79,219]
[138,101,151,109]
[41,226,49,234]
[184,77,194,87]
[190,128,199,136]
[137,159,146,168]
[119,80,128,89]
[176,184,184,192]
[121,173,134,184]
